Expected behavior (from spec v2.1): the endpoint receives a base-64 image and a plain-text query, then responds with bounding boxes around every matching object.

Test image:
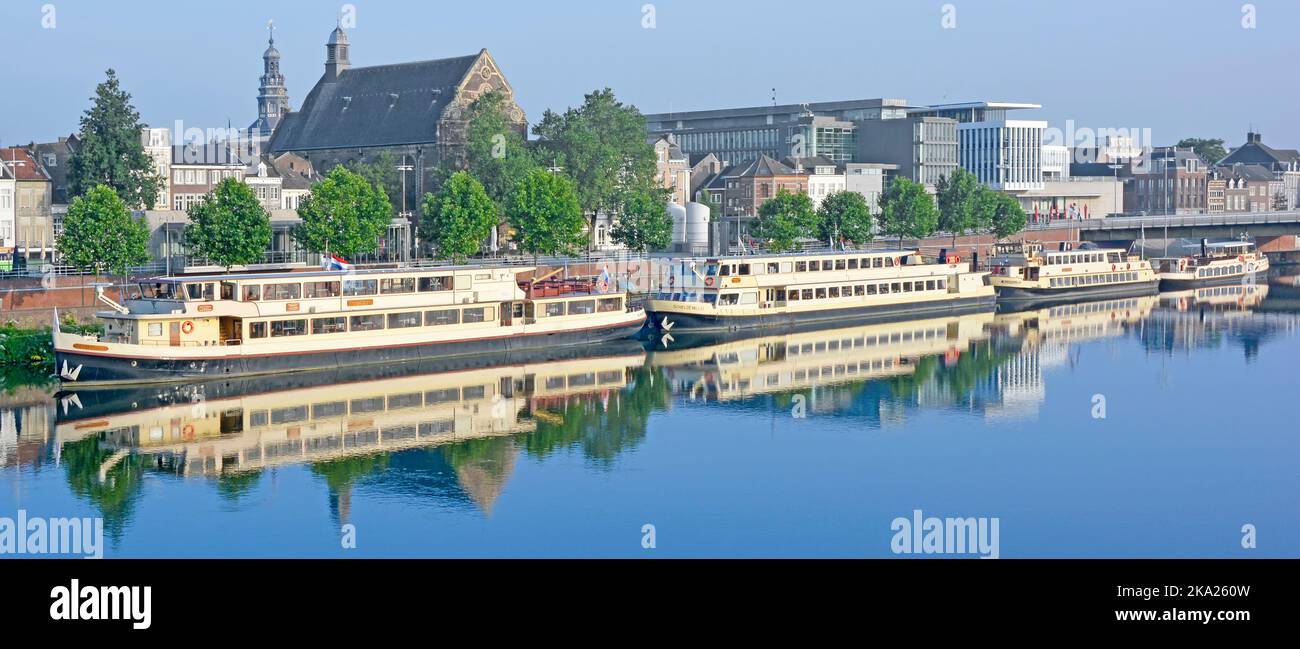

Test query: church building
[266,25,527,232]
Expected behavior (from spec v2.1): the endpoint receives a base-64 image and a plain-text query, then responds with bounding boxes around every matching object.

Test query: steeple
[251,19,290,140]
[324,24,350,81]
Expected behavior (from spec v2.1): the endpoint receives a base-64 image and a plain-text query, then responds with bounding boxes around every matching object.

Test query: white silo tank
[668,202,687,247]
[685,202,710,252]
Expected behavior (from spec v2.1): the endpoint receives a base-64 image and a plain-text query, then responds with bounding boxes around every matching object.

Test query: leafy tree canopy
[506,168,586,258]
[295,166,393,260]
[420,171,497,262]
[465,90,537,213]
[935,168,982,245]
[58,184,151,275]
[877,178,939,246]
[1175,138,1228,165]
[68,69,164,210]
[184,178,272,270]
[611,186,674,253]
[817,190,874,246]
[752,189,817,252]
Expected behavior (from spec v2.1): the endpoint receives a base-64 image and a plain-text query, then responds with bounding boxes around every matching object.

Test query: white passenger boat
[988,241,1158,306]
[643,249,995,333]
[1152,239,1270,290]
[52,264,645,386]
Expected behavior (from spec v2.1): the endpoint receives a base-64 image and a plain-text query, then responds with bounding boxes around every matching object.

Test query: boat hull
[56,319,646,387]
[645,295,996,333]
[994,280,1160,311]
[1159,270,1270,291]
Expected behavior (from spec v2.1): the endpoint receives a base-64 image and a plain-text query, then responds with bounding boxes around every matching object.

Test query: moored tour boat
[1152,239,1270,290]
[52,264,645,386]
[643,249,995,334]
[989,241,1158,307]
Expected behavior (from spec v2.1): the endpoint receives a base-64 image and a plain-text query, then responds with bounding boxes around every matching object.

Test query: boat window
[426,309,460,326]
[598,297,623,312]
[463,307,492,323]
[388,312,422,329]
[343,279,377,296]
[884,257,894,267]
[704,264,719,277]
[185,283,203,300]
[719,293,739,306]
[800,289,813,300]
[938,279,946,290]
[855,285,865,296]
[349,314,384,332]
[426,388,460,405]
[380,277,416,294]
[809,260,821,271]
[270,319,307,337]
[815,288,827,299]
[829,287,841,298]
[304,281,341,299]
[788,291,800,301]
[312,317,347,334]
[542,302,565,317]
[351,397,385,414]
[739,292,757,305]
[767,263,780,273]
[848,258,858,269]
[265,283,301,301]
[312,402,348,419]
[891,282,902,293]
[835,259,847,270]
[419,276,452,292]
[243,285,261,302]
[220,283,236,300]
[567,300,596,315]
[867,284,878,295]
[701,293,717,305]
[249,322,267,339]
[719,264,731,276]
[795,261,807,272]
[738,264,751,275]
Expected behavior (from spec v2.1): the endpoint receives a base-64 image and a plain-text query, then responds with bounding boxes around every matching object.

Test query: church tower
[324,25,350,81]
[251,21,290,141]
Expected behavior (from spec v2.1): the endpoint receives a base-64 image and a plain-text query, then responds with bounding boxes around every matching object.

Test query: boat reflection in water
[53,343,651,519]
[648,312,996,404]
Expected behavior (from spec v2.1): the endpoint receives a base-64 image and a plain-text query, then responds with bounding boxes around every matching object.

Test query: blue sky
[2,0,1297,150]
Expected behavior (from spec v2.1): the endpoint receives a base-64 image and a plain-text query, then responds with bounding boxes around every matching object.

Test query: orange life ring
[704,277,715,287]
[182,424,195,440]
[181,321,195,334]
[1111,264,1116,271]
[1238,256,1245,263]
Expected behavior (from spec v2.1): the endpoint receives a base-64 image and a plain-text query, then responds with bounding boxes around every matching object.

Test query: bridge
[1058,210,1300,244]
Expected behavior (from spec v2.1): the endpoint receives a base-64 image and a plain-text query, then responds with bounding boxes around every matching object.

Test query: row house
[1210,164,1276,213]
[649,134,691,206]
[1122,147,1207,215]
[0,147,54,262]
[1218,131,1300,210]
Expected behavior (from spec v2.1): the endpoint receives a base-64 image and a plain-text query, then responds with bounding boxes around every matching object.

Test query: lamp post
[396,156,414,262]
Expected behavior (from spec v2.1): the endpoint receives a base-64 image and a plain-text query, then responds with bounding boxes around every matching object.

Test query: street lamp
[395,156,414,262]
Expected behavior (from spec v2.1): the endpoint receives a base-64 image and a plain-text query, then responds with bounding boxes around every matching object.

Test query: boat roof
[147,264,536,284]
[700,249,919,262]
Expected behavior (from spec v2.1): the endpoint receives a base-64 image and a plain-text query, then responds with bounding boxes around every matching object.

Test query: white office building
[911,102,1047,192]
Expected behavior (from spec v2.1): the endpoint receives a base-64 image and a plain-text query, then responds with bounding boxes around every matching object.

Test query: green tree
[420,171,497,262]
[183,178,272,270]
[68,69,164,209]
[611,187,673,254]
[876,178,938,247]
[1175,138,1228,165]
[58,184,151,275]
[343,151,405,215]
[816,190,874,247]
[465,90,537,211]
[752,189,816,252]
[977,187,1028,240]
[532,88,660,249]
[295,166,393,261]
[506,168,586,259]
[935,169,981,246]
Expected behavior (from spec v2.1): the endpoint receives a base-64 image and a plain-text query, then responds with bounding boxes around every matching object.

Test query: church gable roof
[269,52,484,153]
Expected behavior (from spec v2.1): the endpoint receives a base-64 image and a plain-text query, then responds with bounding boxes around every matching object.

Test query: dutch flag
[322,254,352,271]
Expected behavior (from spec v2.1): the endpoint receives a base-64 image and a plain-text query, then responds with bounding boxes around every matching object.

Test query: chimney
[1247,132,1262,144]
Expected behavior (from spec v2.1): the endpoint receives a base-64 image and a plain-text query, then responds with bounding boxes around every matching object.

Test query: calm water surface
[3,280,1298,558]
